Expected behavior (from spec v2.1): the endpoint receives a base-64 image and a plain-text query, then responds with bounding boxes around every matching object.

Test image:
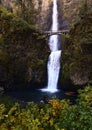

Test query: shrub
[0,86,92,130]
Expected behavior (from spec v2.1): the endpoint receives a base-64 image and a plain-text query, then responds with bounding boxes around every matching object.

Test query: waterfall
[41,0,61,93]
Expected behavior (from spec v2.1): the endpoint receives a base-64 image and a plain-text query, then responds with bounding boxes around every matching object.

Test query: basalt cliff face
[0,0,86,29]
[1,0,91,28]
[34,0,53,30]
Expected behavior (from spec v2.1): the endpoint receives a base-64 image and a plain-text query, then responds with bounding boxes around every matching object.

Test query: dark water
[4,88,77,104]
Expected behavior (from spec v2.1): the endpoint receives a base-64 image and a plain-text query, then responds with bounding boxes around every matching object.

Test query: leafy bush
[0,86,92,130]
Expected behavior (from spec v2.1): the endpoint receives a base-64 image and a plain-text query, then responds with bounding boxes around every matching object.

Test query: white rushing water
[41,0,61,93]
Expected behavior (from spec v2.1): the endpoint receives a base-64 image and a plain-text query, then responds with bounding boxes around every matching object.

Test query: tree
[15,0,37,25]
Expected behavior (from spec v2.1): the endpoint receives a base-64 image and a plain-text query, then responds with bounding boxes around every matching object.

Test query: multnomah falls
[41,0,61,93]
[0,0,92,129]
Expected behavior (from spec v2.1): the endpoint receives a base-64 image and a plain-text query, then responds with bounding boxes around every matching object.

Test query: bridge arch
[40,30,69,37]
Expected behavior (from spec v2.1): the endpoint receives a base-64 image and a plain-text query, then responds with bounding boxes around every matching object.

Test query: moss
[0,49,9,63]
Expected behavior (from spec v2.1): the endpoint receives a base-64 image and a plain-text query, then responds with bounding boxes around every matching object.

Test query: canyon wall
[1,0,91,30]
[0,0,53,30]
[38,0,53,30]
[61,0,92,89]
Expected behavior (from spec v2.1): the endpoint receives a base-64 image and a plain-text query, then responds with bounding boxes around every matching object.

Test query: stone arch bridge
[41,30,69,36]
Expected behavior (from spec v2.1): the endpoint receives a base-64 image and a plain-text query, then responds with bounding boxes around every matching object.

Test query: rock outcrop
[60,0,92,29]
[36,0,53,30]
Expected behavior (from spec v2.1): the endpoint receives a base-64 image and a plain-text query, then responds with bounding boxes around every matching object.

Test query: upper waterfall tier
[51,0,58,31]
[49,0,58,52]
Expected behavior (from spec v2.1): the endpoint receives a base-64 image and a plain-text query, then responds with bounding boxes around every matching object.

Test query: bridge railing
[41,30,69,36]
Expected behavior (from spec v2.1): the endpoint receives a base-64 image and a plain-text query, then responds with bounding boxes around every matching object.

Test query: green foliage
[62,86,92,130]
[62,1,92,85]
[0,6,49,87]
[77,86,92,107]
[15,0,37,25]
[0,86,92,130]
